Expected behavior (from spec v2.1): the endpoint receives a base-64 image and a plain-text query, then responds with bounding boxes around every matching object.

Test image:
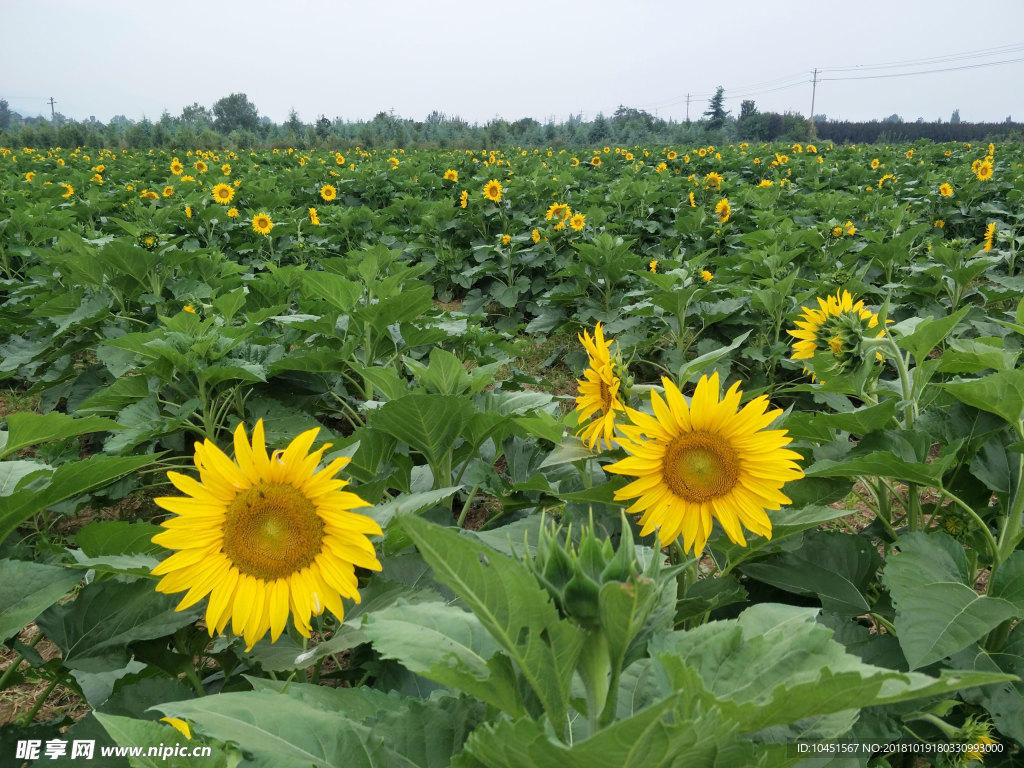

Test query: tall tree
[213,93,259,135]
[704,86,729,130]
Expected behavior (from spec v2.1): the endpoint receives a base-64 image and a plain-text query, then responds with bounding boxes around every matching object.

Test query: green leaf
[894,305,970,362]
[0,411,120,459]
[365,486,463,529]
[945,369,1024,428]
[740,532,879,615]
[94,713,234,768]
[363,599,523,716]
[399,515,586,733]
[989,550,1024,615]
[676,331,750,385]
[0,459,51,496]
[75,521,165,557]
[0,453,155,546]
[803,450,948,486]
[372,394,472,472]
[36,579,201,670]
[883,533,1019,669]
[814,398,900,434]
[0,559,81,642]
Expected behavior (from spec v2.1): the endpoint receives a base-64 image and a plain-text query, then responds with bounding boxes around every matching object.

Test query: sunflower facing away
[151,420,383,650]
[788,289,885,380]
[575,322,624,451]
[605,373,802,555]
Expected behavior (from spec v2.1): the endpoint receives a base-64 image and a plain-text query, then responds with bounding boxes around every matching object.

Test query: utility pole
[685,93,691,124]
[809,69,819,139]
[48,96,57,122]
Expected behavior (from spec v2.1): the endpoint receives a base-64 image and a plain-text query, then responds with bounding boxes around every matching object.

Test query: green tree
[704,86,729,130]
[0,99,10,130]
[212,93,259,135]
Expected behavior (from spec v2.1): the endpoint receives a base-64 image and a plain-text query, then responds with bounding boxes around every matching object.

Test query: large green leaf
[951,630,1024,746]
[36,579,201,670]
[894,305,970,362]
[0,452,155,546]
[0,559,81,642]
[363,599,523,716]
[945,369,1024,429]
[400,515,587,733]
[0,411,120,459]
[883,533,1019,669]
[653,603,1014,733]
[94,713,234,768]
[372,394,472,472]
[990,550,1024,615]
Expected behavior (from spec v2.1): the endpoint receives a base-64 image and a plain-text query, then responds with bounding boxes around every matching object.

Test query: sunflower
[195,160,208,174]
[483,179,503,202]
[788,289,884,380]
[211,183,235,204]
[570,157,580,167]
[170,160,184,175]
[162,185,174,198]
[701,270,713,282]
[320,184,337,202]
[569,212,586,231]
[227,207,239,218]
[60,183,74,198]
[308,207,320,226]
[666,150,678,160]
[984,222,996,252]
[703,171,723,189]
[870,158,880,170]
[443,169,458,182]
[649,259,658,273]
[715,198,731,223]
[939,182,953,197]
[151,420,382,650]
[546,202,570,221]
[605,373,802,554]
[975,160,993,181]
[531,228,541,244]
[459,189,468,209]
[574,323,624,450]
[252,213,274,235]
[24,171,35,182]
[222,163,232,176]
[590,156,602,167]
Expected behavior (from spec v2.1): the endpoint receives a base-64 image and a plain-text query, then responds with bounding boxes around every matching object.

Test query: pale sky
[2,0,1023,128]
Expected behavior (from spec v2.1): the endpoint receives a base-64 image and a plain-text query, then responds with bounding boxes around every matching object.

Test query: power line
[820,57,1024,82]
[821,42,1024,73]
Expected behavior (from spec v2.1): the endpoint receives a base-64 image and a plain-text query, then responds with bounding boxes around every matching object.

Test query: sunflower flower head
[575,322,626,451]
[483,179,503,202]
[605,373,803,555]
[252,212,273,235]
[212,183,235,205]
[983,222,996,252]
[788,289,886,382]
[151,420,383,650]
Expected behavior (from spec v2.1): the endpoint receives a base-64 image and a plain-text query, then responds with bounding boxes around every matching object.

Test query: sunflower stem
[937,484,1000,564]
[456,484,480,529]
[21,675,61,726]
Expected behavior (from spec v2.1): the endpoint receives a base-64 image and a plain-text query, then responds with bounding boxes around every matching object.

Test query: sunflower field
[1,140,1024,767]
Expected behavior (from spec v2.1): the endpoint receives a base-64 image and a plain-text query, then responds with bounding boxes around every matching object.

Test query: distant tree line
[1,92,1020,150]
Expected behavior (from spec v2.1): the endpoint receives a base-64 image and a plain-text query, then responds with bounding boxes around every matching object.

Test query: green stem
[456,484,480,528]
[869,613,898,636]
[938,485,1000,564]
[21,676,61,725]
[996,419,1024,563]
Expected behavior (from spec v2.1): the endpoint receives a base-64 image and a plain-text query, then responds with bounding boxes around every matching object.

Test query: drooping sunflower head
[212,182,235,204]
[320,184,337,202]
[575,322,625,451]
[60,182,74,198]
[459,189,468,208]
[443,169,458,182]
[483,179,503,202]
[252,213,274,236]
[151,420,383,650]
[984,222,996,252]
[308,207,320,225]
[788,289,885,381]
[715,197,731,223]
[605,373,803,555]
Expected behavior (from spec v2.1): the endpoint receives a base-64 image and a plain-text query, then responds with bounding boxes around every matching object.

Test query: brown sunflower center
[663,431,740,502]
[221,482,324,580]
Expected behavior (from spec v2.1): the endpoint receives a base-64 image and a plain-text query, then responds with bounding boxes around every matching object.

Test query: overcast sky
[2,0,1023,128]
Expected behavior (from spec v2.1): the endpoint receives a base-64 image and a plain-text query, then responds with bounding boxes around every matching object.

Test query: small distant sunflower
[975,160,993,181]
[60,183,74,198]
[715,197,731,223]
[701,269,713,282]
[151,420,383,650]
[227,207,239,218]
[483,179,503,202]
[185,205,193,219]
[666,150,678,160]
[569,212,586,231]
[590,156,602,167]
[703,171,723,189]
[162,185,175,198]
[252,213,274,235]
[939,182,953,197]
[531,228,541,244]
[570,157,580,167]
[688,191,696,207]
[211,183,235,204]
[501,234,511,245]
[546,202,570,221]
[24,171,35,182]
[870,158,880,170]
[195,160,208,174]
[140,189,159,200]
[605,372,803,555]
[308,207,320,225]
[320,184,337,202]
[649,259,658,273]
[221,163,232,175]
[170,160,184,175]
[459,189,468,209]
[574,323,624,451]
[934,219,945,228]
[983,222,996,252]
[443,169,458,182]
